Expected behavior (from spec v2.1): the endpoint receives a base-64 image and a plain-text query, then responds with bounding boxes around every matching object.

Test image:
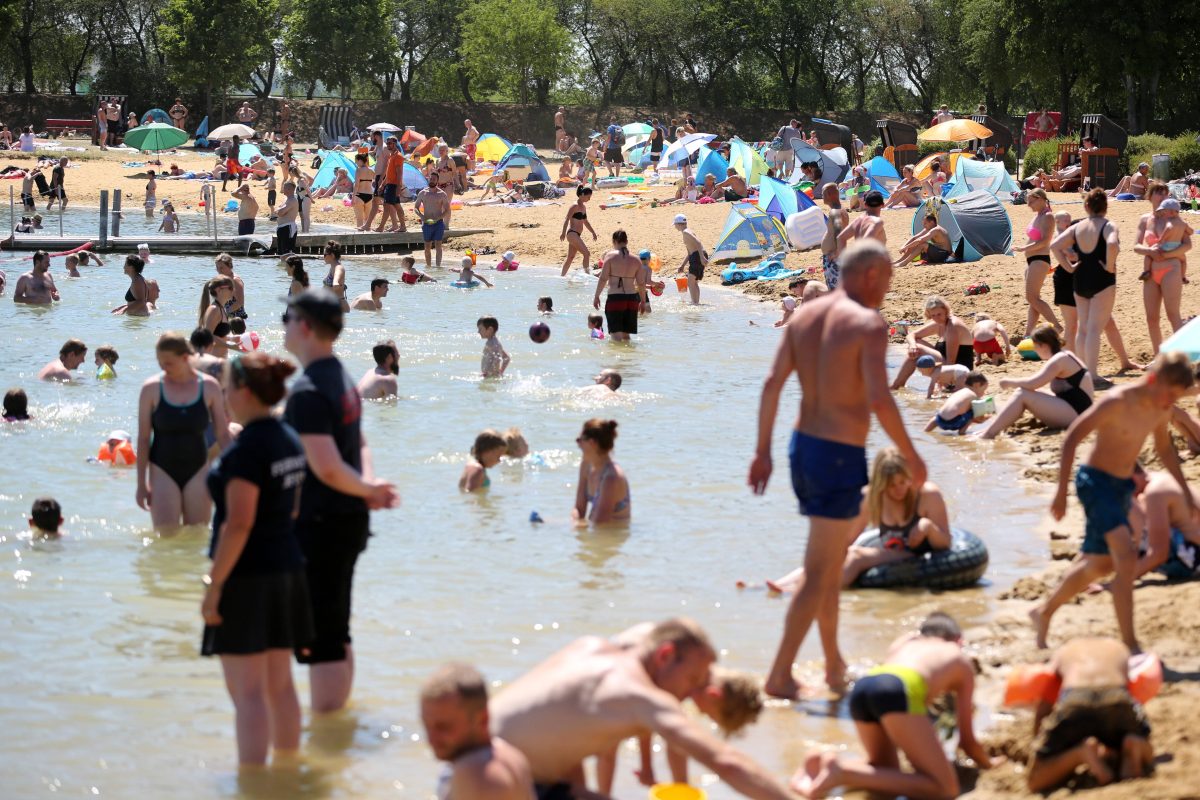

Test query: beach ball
[529,322,551,343]
[240,331,261,351]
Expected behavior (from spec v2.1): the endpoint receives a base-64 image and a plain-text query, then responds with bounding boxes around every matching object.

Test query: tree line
[0,0,1193,135]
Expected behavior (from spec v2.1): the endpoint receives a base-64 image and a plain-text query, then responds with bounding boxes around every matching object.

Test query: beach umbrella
[208,123,256,140]
[661,132,716,167]
[123,122,189,153]
[622,122,654,139]
[918,119,993,142]
[621,133,650,161]
[368,122,402,132]
[1161,316,1200,361]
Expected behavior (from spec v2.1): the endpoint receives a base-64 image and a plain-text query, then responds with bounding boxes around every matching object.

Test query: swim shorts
[267,189,277,208]
[1159,528,1199,579]
[973,337,1003,356]
[822,253,839,289]
[20,193,33,209]
[276,222,296,255]
[604,147,622,164]
[294,510,370,664]
[849,665,929,723]
[237,218,255,236]
[687,249,706,279]
[1034,687,1150,758]
[935,410,973,432]
[924,243,951,263]
[1075,465,1135,555]
[535,784,574,800]
[788,431,868,519]
[422,220,445,242]
[384,182,400,205]
[1053,266,1076,307]
[463,143,476,159]
[604,292,640,335]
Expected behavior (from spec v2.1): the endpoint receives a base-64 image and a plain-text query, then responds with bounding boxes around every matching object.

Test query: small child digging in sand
[972,313,1010,365]
[925,371,989,434]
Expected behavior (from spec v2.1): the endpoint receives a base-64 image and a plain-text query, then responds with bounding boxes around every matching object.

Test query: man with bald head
[750,240,926,699]
[490,618,798,799]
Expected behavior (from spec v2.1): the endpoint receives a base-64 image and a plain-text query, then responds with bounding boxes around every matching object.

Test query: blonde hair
[865,447,918,527]
[644,617,715,661]
[1027,187,1049,207]
[1150,351,1197,389]
[156,331,193,357]
[924,295,950,317]
[502,427,528,457]
[710,668,764,736]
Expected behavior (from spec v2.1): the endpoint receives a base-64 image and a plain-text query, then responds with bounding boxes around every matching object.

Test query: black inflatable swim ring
[852,527,988,590]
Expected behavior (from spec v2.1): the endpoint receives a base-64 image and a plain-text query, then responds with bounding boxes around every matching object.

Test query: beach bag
[612,127,626,146]
[769,136,785,151]
[525,181,549,199]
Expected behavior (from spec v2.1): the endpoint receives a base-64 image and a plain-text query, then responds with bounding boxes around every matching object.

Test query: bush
[1168,133,1200,177]
[1125,132,1200,179]
[1022,137,1066,176]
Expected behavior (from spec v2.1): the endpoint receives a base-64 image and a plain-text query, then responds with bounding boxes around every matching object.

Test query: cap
[638,249,652,260]
[1138,162,1150,170]
[673,213,688,224]
[137,243,150,251]
[284,288,344,334]
[916,355,936,369]
[864,191,884,207]
[107,429,132,442]
[1157,198,1181,212]
[503,250,516,261]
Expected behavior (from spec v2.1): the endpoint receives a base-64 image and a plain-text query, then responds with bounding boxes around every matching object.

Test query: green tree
[285,0,395,100]
[159,0,274,117]
[460,0,569,104]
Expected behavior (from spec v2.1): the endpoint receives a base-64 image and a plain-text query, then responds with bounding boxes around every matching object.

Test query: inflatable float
[450,280,480,289]
[1004,652,1163,707]
[853,527,989,590]
[720,256,792,285]
[596,177,629,188]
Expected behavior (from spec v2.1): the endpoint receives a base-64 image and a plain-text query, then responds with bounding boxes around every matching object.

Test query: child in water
[915,354,969,399]
[972,313,1010,365]
[588,313,605,339]
[158,202,178,233]
[94,345,119,379]
[537,296,554,314]
[926,371,989,434]
[28,497,63,540]
[64,254,81,277]
[398,255,436,284]
[456,256,493,288]
[502,427,529,459]
[477,315,510,378]
[459,429,507,491]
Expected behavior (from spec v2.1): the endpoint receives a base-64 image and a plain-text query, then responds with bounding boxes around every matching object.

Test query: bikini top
[879,512,921,546]
[211,303,230,337]
[589,461,630,514]
[1026,216,1045,241]
[572,210,587,220]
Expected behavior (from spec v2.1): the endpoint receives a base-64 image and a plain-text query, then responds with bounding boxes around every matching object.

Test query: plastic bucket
[649,786,707,800]
[675,275,689,292]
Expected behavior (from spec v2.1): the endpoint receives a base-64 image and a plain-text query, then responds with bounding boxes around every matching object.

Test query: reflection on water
[0,251,1052,797]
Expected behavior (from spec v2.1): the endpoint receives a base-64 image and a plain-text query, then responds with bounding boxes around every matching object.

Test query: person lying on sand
[791,612,999,799]
[1026,637,1152,792]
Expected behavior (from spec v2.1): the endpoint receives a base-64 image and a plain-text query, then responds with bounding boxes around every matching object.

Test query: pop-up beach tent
[756,175,817,223]
[474,133,511,162]
[1162,316,1200,361]
[912,191,1012,262]
[728,137,770,186]
[493,143,551,182]
[789,141,850,191]
[695,148,730,185]
[311,150,357,189]
[712,202,790,261]
[864,155,901,197]
[944,158,1019,199]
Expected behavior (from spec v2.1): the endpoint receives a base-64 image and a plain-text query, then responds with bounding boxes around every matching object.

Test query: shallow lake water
[0,243,1049,798]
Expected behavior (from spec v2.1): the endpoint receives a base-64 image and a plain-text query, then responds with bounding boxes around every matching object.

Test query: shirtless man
[350,278,389,311]
[274,182,299,258]
[47,157,68,211]
[935,105,954,124]
[13,251,59,304]
[233,184,259,236]
[1034,352,1196,651]
[837,191,887,256]
[1129,466,1200,579]
[715,168,749,202]
[415,176,451,269]
[1026,638,1152,791]
[38,339,87,382]
[1108,162,1150,199]
[358,340,399,400]
[751,240,926,698]
[462,118,480,171]
[792,613,997,799]
[490,618,798,799]
[554,107,565,136]
[1036,109,1055,135]
[422,663,533,800]
[893,214,953,267]
[236,102,258,126]
[819,184,848,289]
[673,213,707,305]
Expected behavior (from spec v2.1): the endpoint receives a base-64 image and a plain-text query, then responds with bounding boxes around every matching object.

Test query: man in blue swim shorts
[414,176,450,270]
[750,239,927,699]
[1036,353,1196,652]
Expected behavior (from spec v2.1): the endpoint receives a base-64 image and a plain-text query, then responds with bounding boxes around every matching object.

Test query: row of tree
[0,0,1194,134]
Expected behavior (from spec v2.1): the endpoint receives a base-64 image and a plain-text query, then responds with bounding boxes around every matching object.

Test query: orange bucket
[674,275,689,292]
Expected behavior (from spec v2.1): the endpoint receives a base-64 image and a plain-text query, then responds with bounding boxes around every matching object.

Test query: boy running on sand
[1033,352,1196,651]
[792,613,998,799]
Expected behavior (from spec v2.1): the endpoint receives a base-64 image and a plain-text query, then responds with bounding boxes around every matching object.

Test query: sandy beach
[13,142,1200,798]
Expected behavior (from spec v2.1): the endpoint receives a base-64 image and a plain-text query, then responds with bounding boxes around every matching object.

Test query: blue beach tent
[944,158,1020,199]
[756,175,816,224]
[912,191,1013,262]
[494,143,551,182]
[194,116,210,148]
[864,156,901,197]
[401,162,428,192]
[311,150,357,189]
[694,148,730,185]
[1162,316,1200,361]
[711,202,790,261]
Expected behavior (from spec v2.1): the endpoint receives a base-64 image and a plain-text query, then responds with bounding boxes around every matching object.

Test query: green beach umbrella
[124,122,189,153]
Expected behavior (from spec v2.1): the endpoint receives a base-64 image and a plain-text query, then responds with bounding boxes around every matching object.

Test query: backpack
[611,126,625,147]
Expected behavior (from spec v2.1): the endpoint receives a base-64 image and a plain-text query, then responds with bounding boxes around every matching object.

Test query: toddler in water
[158,202,178,233]
[64,254,81,277]
[588,313,605,339]
[28,497,63,540]
[398,255,435,284]
[925,371,989,434]
[459,429,507,491]
[972,313,1010,365]
[94,345,119,379]
[477,315,510,378]
[502,427,529,459]
[456,256,493,288]
[537,296,554,314]
[916,354,969,399]
[497,250,519,271]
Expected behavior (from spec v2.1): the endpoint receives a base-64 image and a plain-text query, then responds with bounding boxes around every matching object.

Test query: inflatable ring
[450,280,480,288]
[853,527,988,590]
[596,177,629,188]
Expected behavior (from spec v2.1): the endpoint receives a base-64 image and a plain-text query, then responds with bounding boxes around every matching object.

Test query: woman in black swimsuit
[978,325,1094,439]
[560,186,597,276]
[1051,189,1119,384]
[201,352,312,765]
[767,448,951,595]
[891,295,974,390]
[593,229,646,341]
[199,276,236,358]
[135,332,230,530]
[112,254,150,316]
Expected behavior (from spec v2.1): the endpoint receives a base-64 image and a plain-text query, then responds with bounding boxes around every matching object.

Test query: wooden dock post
[99,191,109,248]
[112,190,122,237]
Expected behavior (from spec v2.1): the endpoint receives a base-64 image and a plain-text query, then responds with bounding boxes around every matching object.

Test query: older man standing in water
[750,240,926,699]
[491,618,799,799]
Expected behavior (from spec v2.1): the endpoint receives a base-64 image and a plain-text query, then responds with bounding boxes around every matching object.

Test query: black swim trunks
[294,510,370,664]
[1034,687,1150,758]
[687,249,706,279]
[605,292,639,335]
[237,218,255,236]
[1053,265,1076,307]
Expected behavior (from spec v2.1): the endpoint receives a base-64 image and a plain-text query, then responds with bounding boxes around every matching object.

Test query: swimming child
[459,429,507,492]
[3,387,30,421]
[925,371,988,434]
[478,315,510,378]
[456,256,493,288]
[537,296,553,314]
[65,254,81,277]
[28,497,63,541]
[588,313,605,339]
[94,345,119,379]
[497,250,519,271]
[915,354,969,399]
[158,202,178,233]
[502,427,529,459]
[775,278,808,327]
[792,613,998,799]
[972,313,1010,366]
[399,255,436,284]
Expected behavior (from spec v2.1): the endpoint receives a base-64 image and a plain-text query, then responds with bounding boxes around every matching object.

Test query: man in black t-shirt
[283,289,399,713]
